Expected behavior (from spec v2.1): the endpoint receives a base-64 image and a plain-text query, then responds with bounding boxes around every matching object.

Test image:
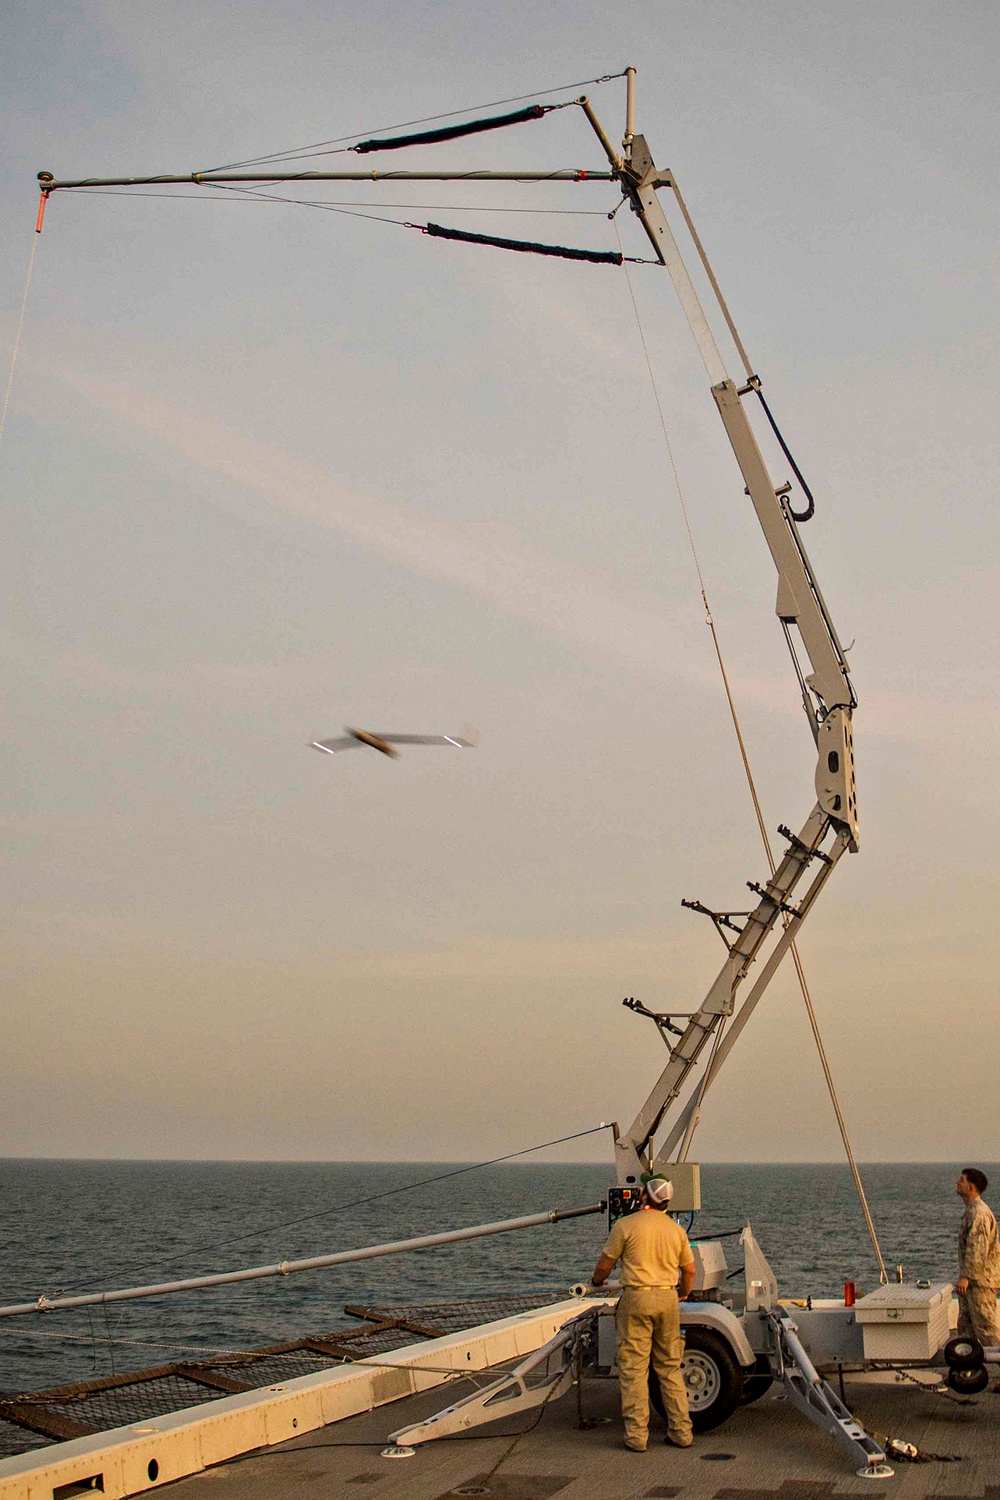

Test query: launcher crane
[578,89,861,1186]
[29,70,923,1482]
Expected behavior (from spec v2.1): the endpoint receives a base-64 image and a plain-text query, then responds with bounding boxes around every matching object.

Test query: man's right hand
[957,1277,969,1295]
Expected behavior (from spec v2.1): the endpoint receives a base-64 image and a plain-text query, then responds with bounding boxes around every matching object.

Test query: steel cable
[0,228,41,455]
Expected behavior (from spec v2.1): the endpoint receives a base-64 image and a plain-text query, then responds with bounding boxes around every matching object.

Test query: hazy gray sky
[2,1,998,1164]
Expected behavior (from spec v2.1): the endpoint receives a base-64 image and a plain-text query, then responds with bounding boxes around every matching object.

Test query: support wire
[614,224,888,1284]
[0,227,41,455]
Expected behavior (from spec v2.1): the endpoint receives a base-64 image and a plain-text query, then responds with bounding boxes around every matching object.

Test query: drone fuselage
[348,728,399,758]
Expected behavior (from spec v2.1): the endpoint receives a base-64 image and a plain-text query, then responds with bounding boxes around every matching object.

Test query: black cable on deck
[354,104,555,154]
[423,221,624,265]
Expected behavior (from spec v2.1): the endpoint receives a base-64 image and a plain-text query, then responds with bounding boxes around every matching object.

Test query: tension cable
[199,70,627,173]
[58,1123,616,1294]
[0,218,43,457]
[194,187,630,258]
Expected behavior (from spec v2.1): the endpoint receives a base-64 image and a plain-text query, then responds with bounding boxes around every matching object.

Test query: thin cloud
[55,364,711,685]
[46,368,989,746]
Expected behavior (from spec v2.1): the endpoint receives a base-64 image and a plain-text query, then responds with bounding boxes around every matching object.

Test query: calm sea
[0,1160,984,1395]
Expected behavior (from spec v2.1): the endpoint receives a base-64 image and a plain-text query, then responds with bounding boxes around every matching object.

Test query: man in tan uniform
[956,1168,1000,1349]
[591,1175,695,1452]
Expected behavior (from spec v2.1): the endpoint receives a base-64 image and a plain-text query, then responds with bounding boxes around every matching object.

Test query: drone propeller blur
[309,726,478,760]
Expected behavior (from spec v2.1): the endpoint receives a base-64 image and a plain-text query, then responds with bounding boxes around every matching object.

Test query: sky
[1,0,998,1165]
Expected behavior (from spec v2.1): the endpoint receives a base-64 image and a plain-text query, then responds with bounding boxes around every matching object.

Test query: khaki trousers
[615,1286,692,1449]
[958,1282,1000,1348]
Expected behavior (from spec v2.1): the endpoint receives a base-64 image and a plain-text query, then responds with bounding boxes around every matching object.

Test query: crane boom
[574,107,861,1176]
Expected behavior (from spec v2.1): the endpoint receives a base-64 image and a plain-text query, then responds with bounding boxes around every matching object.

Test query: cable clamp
[278,1261,290,1276]
[746,881,800,917]
[777,824,832,865]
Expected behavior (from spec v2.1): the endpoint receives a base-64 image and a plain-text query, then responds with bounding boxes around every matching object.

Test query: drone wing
[374,732,476,748]
[310,737,362,753]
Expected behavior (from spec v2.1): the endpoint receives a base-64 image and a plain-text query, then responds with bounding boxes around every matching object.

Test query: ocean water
[0,1159,985,1396]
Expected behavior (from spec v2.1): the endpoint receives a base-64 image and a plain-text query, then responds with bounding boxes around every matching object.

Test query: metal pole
[0,1203,603,1320]
[575,98,624,173]
[37,170,615,191]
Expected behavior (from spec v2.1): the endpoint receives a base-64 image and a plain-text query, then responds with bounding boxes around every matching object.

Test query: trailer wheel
[947,1363,989,1394]
[649,1327,743,1431]
[738,1354,774,1405]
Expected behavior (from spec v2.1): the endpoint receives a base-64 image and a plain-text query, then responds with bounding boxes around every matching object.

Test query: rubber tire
[649,1326,743,1432]
[947,1363,989,1394]
[738,1353,775,1406]
[944,1335,984,1368]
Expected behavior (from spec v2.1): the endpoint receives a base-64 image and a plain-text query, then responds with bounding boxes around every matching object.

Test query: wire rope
[198,71,626,173]
[62,1123,614,1294]
[72,188,606,215]
[203,177,612,234]
[614,224,889,1283]
[0,228,41,455]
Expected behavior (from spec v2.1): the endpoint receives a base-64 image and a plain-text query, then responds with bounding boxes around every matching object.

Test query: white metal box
[691,1240,728,1293]
[666,1163,701,1213]
[854,1283,953,1361]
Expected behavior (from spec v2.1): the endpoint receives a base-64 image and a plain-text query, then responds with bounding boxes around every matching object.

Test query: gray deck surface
[164,1371,1000,1499]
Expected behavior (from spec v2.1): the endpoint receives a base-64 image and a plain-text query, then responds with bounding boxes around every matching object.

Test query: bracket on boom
[680,899,748,951]
[778,823,833,865]
[622,995,700,1049]
[745,881,801,918]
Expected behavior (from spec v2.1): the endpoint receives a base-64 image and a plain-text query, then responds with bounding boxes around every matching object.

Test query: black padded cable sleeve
[423,221,624,265]
[354,104,553,154]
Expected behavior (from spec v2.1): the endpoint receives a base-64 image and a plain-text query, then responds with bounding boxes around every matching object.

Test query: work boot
[664,1431,693,1448]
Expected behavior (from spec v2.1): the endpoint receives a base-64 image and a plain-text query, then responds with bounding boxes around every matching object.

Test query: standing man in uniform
[956,1167,1000,1349]
[591,1175,696,1452]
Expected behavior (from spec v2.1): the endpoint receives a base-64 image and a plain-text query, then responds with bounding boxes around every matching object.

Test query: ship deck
[166,1367,998,1500]
[4,1296,998,1499]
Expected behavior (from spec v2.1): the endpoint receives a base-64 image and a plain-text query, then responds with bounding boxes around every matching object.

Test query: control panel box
[666,1163,701,1213]
[607,1164,702,1227]
[607,1185,644,1226]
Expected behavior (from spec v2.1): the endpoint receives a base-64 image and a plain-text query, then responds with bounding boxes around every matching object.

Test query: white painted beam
[0,1298,596,1500]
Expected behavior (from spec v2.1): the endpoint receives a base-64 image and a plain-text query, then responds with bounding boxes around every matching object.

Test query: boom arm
[617,128,859,851]
[575,107,861,1175]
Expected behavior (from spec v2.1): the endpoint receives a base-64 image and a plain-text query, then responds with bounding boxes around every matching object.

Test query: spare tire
[649,1325,743,1432]
[944,1335,984,1368]
[947,1363,989,1394]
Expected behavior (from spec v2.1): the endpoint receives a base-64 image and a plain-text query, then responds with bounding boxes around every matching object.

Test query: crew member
[591,1175,696,1453]
[956,1168,1000,1349]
